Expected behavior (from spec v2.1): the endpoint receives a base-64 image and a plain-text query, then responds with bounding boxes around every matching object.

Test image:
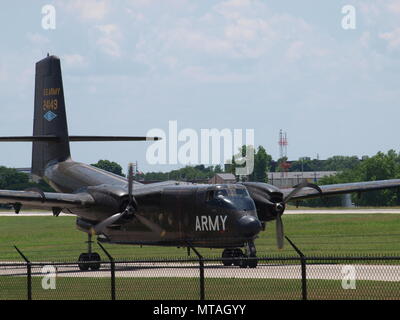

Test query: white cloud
[387,1,400,14]
[285,41,305,62]
[143,4,312,61]
[64,0,108,20]
[182,65,249,83]
[62,54,88,68]
[359,32,371,48]
[26,33,49,45]
[213,0,265,20]
[128,0,328,83]
[380,28,400,49]
[96,24,123,57]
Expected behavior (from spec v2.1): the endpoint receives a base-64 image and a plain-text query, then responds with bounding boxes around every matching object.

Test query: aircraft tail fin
[0,55,162,179]
[31,55,70,178]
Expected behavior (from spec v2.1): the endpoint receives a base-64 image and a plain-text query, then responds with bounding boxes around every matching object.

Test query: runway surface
[285,209,400,214]
[0,262,399,282]
[1,209,400,216]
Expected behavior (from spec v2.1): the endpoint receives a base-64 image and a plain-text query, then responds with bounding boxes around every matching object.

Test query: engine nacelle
[71,184,129,221]
[241,182,284,222]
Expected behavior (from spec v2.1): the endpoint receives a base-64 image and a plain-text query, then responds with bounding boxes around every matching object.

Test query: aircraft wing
[131,180,192,197]
[0,181,187,212]
[282,179,400,201]
[0,189,95,211]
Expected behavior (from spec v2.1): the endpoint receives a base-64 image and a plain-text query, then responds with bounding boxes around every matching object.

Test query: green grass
[1,277,398,300]
[0,214,399,261]
[285,205,400,210]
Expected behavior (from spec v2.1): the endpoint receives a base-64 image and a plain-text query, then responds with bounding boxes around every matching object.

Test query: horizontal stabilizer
[0,135,59,142]
[0,136,161,142]
[69,136,161,141]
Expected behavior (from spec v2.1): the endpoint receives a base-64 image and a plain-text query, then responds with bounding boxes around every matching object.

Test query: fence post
[97,242,115,301]
[14,246,32,300]
[285,237,307,300]
[187,244,205,300]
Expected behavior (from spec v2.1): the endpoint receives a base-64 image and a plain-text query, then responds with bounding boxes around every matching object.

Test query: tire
[239,258,248,268]
[89,253,101,271]
[247,256,258,269]
[233,249,243,266]
[78,253,90,271]
[222,249,234,266]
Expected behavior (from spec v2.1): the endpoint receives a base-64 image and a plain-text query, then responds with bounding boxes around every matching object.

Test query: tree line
[303,150,400,207]
[1,148,400,207]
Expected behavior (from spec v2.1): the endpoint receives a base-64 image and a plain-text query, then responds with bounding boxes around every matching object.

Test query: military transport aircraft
[1,55,400,270]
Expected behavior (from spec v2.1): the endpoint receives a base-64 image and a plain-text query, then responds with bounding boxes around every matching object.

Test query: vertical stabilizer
[32,55,70,178]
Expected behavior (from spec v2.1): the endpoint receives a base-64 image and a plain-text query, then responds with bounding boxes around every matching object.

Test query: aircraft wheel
[89,253,101,271]
[239,257,248,268]
[78,253,101,271]
[222,249,234,266]
[247,256,258,269]
[78,253,90,271]
[233,249,243,266]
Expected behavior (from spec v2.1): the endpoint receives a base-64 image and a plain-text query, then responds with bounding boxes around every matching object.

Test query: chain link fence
[0,245,399,300]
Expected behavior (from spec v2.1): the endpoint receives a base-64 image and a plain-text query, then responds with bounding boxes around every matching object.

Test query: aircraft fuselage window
[215,189,228,197]
[235,189,249,197]
[206,188,249,201]
[206,190,215,201]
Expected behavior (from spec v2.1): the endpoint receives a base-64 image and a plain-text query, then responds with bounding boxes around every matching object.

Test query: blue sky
[0,0,400,173]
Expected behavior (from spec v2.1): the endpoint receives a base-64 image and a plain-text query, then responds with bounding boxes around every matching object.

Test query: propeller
[136,213,166,237]
[92,163,166,236]
[271,181,322,249]
[91,163,137,235]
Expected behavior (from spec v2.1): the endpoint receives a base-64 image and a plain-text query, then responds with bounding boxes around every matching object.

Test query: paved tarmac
[0,262,399,282]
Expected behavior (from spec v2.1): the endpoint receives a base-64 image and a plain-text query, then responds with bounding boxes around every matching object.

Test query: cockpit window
[235,188,249,197]
[206,190,215,201]
[206,188,249,201]
[215,189,228,197]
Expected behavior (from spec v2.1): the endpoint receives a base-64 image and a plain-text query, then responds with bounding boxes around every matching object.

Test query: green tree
[91,160,125,177]
[0,166,55,206]
[322,155,360,171]
[0,167,30,189]
[230,145,272,182]
[251,146,272,182]
[299,150,400,207]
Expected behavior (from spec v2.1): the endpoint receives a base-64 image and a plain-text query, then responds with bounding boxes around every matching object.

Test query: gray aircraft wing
[0,181,189,212]
[131,180,193,197]
[0,189,95,211]
[282,179,400,201]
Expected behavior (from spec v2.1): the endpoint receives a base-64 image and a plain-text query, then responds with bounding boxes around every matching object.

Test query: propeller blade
[283,181,322,203]
[136,213,166,236]
[91,164,139,236]
[128,163,134,204]
[271,182,321,249]
[92,211,125,235]
[276,214,284,249]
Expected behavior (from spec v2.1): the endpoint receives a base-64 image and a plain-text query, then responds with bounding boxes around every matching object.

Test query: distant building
[267,171,337,189]
[208,173,237,184]
[15,167,31,174]
[15,168,34,181]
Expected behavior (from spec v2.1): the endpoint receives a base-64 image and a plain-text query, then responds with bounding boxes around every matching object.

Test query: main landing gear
[78,234,101,271]
[222,248,244,266]
[221,241,258,268]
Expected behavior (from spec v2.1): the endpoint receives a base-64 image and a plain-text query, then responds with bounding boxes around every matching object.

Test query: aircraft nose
[238,215,262,237]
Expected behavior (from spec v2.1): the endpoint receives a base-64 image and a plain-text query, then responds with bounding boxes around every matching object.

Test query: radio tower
[278,130,290,177]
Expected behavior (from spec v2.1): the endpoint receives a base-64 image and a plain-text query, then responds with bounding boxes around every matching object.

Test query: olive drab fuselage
[45,160,261,248]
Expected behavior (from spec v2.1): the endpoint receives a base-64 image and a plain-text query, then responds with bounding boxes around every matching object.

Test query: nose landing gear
[221,241,258,268]
[78,234,101,271]
[240,241,257,268]
[222,248,244,266]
